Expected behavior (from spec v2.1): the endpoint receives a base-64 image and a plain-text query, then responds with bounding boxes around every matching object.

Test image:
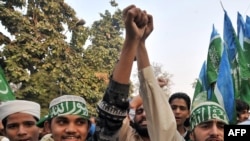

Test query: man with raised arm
[95,4,184,141]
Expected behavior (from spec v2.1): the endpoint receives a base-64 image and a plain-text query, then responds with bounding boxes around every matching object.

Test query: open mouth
[175,117,182,122]
[140,120,147,126]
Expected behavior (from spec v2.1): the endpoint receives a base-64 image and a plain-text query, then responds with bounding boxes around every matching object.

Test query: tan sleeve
[138,66,184,141]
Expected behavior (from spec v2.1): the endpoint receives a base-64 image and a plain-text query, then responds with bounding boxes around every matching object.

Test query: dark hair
[236,99,250,117]
[169,92,191,110]
[169,92,191,127]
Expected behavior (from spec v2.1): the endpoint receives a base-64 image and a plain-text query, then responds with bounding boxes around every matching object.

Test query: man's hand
[122,5,148,40]
[157,77,168,88]
[141,14,154,41]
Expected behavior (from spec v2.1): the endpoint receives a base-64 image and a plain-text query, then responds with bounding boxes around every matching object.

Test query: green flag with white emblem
[207,25,223,85]
[0,66,15,101]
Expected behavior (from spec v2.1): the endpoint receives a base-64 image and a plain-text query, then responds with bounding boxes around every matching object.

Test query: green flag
[223,11,241,100]
[237,13,250,79]
[243,16,250,74]
[238,13,250,105]
[207,25,223,85]
[0,67,15,101]
[192,61,209,109]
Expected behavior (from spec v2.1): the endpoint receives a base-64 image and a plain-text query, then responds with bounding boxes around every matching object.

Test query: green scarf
[48,95,89,119]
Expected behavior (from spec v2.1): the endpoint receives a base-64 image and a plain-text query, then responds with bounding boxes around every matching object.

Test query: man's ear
[0,129,4,136]
[186,111,190,119]
[189,131,194,141]
[44,120,51,133]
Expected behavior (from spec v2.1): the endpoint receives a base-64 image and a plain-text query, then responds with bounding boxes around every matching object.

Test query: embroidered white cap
[0,100,40,120]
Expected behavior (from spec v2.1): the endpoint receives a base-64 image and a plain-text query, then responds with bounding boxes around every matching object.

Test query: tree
[81,0,127,114]
[0,0,103,115]
[83,6,124,72]
[0,0,132,116]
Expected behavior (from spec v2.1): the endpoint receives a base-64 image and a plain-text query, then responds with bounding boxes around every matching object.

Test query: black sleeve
[95,78,130,141]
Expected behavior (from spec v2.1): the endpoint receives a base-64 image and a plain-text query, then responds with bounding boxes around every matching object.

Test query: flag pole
[220,0,225,11]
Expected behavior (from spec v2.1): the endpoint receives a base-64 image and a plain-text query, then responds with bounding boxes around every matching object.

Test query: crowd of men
[0,4,249,141]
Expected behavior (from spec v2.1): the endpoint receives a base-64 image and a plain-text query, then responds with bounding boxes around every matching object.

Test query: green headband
[190,101,229,130]
[37,114,49,128]
[48,95,89,119]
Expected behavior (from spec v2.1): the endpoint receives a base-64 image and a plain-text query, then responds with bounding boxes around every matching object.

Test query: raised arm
[136,13,184,141]
[113,5,148,83]
[95,5,148,140]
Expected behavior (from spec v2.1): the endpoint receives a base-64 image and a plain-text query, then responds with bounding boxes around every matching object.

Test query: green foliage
[84,9,124,72]
[0,0,125,116]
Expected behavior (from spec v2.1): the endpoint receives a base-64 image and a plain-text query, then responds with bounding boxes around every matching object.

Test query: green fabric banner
[0,67,15,101]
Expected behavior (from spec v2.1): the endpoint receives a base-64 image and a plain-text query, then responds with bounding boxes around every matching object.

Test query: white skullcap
[0,100,40,120]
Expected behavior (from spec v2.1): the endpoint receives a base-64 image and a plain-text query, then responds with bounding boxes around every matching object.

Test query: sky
[2,0,250,99]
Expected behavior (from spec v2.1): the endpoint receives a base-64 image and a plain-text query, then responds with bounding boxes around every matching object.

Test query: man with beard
[133,105,148,136]
[95,4,184,141]
[128,95,148,138]
[117,95,151,141]
[189,101,229,141]
[123,78,170,140]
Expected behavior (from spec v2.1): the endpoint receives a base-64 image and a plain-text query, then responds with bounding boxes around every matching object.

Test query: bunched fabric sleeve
[95,78,130,141]
[138,66,185,141]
